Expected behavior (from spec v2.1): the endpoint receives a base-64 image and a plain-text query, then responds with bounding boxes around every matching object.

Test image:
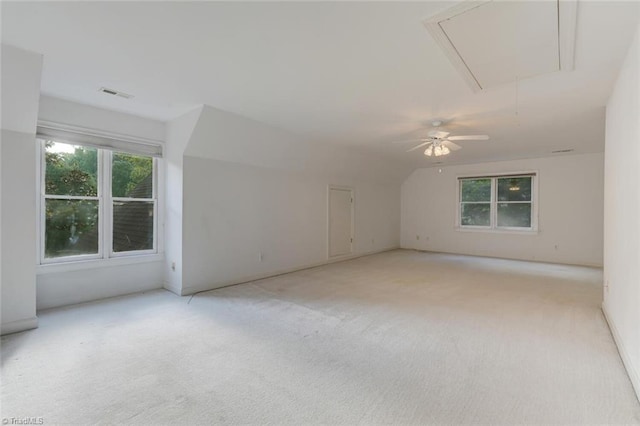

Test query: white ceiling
[437,1,560,89]
[2,1,638,167]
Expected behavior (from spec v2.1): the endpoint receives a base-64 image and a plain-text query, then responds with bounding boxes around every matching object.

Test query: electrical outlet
[259,252,264,262]
[554,244,559,250]
[171,261,176,271]
[416,235,420,241]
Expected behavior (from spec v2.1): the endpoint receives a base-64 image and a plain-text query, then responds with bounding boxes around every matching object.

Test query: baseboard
[1,316,38,336]
[163,279,182,296]
[602,303,640,403]
[406,247,603,268]
[180,246,399,296]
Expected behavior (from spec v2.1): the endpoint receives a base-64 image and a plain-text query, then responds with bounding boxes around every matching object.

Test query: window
[458,174,536,231]
[39,138,159,263]
[111,152,155,253]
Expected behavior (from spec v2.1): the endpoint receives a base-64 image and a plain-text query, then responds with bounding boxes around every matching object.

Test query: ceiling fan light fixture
[435,145,450,156]
[400,124,487,157]
[425,144,451,157]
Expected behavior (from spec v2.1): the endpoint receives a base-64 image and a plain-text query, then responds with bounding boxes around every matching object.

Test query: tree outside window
[459,175,534,230]
[41,140,156,262]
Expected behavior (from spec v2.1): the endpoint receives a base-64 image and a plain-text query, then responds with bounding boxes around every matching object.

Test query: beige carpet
[2,250,639,424]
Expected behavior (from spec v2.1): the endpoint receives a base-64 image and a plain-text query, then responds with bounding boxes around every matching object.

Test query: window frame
[456,172,538,233]
[37,138,161,266]
[458,177,493,230]
[107,150,158,258]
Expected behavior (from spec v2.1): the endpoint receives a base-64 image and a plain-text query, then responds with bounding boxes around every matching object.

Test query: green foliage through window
[459,175,534,229]
[112,152,153,198]
[41,140,157,261]
[45,199,99,258]
[460,179,491,202]
[461,203,491,226]
[497,177,532,202]
[45,142,97,196]
[44,142,99,257]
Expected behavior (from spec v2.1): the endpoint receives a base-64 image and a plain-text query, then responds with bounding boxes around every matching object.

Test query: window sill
[455,227,539,236]
[36,253,164,275]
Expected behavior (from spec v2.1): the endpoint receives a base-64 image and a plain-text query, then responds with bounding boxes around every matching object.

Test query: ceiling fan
[393,121,489,157]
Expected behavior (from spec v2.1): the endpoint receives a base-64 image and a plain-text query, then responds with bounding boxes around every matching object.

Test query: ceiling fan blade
[406,141,431,152]
[448,135,490,141]
[390,138,428,144]
[427,130,450,139]
[443,141,462,151]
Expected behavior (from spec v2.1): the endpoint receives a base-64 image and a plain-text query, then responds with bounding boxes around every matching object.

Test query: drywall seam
[181,246,399,296]
[602,303,640,403]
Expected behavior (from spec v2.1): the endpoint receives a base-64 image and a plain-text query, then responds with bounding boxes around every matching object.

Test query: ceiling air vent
[552,149,574,153]
[99,87,134,99]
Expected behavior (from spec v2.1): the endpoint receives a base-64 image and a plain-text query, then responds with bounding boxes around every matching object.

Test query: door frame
[327,185,354,259]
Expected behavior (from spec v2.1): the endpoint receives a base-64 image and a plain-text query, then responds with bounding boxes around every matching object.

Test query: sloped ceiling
[184,105,411,184]
[428,1,562,90]
[2,1,638,167]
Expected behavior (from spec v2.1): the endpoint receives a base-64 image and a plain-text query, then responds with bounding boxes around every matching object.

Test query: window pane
[112,152,153,198]
[113,201,154,252]
[461,203,491,226]
[45,141,98,196]
[45,199,99,258]
[497,177,532,201]
[497,203,532,228]
[461,179,491,202]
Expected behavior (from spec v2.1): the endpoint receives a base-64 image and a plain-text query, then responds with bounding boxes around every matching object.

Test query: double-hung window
[458,173,536,231]
[37,127,162,264]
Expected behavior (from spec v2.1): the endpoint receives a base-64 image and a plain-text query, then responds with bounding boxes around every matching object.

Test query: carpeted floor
[2,250,639,424]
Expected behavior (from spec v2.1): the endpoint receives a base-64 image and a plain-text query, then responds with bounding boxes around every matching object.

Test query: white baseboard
[602,303,640,403]
[406,247,603,268]
[180,247,399,296]
[163,279,182,296]
[1,316,38,336]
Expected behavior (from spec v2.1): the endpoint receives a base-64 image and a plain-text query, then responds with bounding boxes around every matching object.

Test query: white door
[329,187,353,257]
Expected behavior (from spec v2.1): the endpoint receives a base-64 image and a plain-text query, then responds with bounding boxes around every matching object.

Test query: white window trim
[37,120,163,157]
[36,135,164,270]
[455,171,539,234]
[106,150,159,258]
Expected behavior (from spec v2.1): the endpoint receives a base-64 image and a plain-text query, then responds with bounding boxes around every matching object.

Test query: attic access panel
[424,0,576,91]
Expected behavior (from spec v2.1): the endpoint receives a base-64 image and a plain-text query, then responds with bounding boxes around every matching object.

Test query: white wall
[182,157,400,293]
[183,106,407,184]
[37,261,164,310]
[1,45,43,334]
[401,153,604,266]
[603,25,640,400]
[35,96,167,310]
[38,96,165,142]
[170,105,409,294]
[163,107,201,294]
[2,130,39,331]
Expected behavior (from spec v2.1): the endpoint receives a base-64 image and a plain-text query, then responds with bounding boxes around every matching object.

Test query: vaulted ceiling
[2,1,638,167]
